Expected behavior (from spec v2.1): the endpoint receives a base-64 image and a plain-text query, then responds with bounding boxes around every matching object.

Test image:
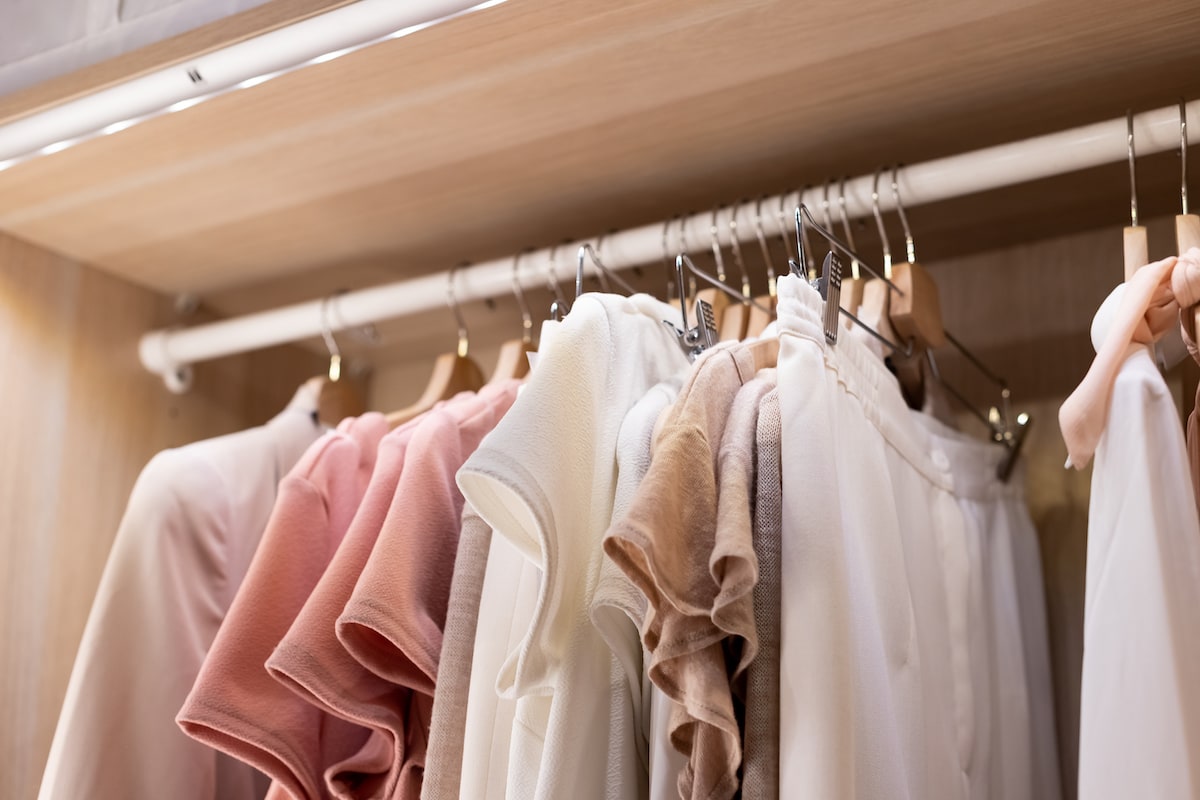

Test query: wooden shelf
[0,0,1199,303]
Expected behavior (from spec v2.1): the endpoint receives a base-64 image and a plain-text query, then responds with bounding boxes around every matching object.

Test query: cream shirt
[458,292,688,800]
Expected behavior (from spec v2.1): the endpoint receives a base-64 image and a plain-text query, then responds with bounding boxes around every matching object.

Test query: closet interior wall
[5,1,1200,799]
[0,230,327,800]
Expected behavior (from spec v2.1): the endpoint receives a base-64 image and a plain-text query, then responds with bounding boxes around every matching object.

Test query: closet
[3,1,1200,799]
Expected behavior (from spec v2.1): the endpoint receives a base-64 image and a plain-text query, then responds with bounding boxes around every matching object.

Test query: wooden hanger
[700,206,741,340]
[835,176,868,318]
[721,204,758,341]
[313,295,365,427]
[1124,109,1151,280]
[387,263,484,428]
[887,167,948,404]
[744,196,781,339]
[1174,102,1200,342]
[488,251,537,384]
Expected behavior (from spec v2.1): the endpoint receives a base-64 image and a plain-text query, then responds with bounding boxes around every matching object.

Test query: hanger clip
[996,412,1032,482]
[663,298,718,362]
[816,251,843,345]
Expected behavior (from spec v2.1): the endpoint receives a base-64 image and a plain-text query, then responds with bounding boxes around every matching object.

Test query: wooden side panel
[0,230,322,800]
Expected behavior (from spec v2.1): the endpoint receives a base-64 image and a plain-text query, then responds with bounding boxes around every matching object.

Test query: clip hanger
[664,253,718,360]
[790,204,907,350]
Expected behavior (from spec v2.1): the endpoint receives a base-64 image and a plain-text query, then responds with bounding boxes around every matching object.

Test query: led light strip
[0,0,507,172]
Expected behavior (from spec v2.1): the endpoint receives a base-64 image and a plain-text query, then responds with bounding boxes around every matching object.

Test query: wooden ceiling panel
[1,0,1199,298]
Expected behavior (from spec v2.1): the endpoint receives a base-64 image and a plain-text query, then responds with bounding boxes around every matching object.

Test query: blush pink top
[336,380,519,799]
[177,413,388,800]
[264,391,488,799]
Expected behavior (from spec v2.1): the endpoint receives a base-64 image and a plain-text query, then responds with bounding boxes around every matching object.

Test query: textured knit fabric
[1078,301,1200,798]
[742,378,780,800]
[421,502,494,800]
[605,344,768,800]
[177,413,388,800]
[38,385,323,800]
[458,292,689,800]
[336,380,519,799]
[775,275,971,800]
[264,391,486,798]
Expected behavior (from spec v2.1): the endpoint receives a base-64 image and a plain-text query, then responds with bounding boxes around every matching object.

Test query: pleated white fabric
[775,275,972,800]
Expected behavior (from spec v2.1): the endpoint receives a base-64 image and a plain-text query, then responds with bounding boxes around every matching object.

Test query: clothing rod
[139,99,1200,389]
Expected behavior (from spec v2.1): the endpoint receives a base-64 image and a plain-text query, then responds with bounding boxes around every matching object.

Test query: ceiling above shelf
[1,0,1199,301]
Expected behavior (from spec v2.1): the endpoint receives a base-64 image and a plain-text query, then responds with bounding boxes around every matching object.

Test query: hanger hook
[512,250,533,344]
[1181,100,1189,216]
[728,201,752,299]
[662,215,678,299]
[578,238,635,299]
[319,293,343,382]
[776,191,797,264]
[872,166,894,278]
[1127,109,1140,227]
[545,241,569,321]
[891,164,916,264]
[710,206,728,284]
[678,213,697,301]
[837,175,862,280]
[754,196,778,298]
[821,179,834,230]
[446,262,470,358]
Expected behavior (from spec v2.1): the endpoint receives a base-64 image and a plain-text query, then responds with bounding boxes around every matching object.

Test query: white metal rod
[139,99,1200,381]
[0,0,496,166]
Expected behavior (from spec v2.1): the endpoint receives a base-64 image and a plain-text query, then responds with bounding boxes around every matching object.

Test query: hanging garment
[593,373,687,800]
[335,380,520,798]
[459,522,541,800]
[422,503,500,800]
[1077,292,1200,799]
[775,274,972,800]
[177,413,388,800]
[264,385,512,798]
[457,292,689,800]
[741,376,781,800]
[38,384,323,800]
[262,397,444,800]
[606,342,772,800]
[914,412,1063,800]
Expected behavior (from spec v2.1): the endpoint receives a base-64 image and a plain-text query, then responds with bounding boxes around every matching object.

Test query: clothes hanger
[692,206,734,337]
[576,238,637,301]
[856,167,901,351]
[545,241,570,321]
[1124,109,1150,280]
[744,196,780,338]
[720,202,754,341]
[311,293,366,427]
[488,250,536,384]
[386,262,485,428]
[790,200,1029,479]
[858,167,897,328]
[836,176,867,317]
[665,251,773,361]
[1176,101,1200,342]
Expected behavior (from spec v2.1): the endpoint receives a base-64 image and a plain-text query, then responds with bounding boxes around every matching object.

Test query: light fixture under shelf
[0,0,508,171]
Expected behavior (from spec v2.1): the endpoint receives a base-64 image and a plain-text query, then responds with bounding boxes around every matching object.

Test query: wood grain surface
[0,231,323,800]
